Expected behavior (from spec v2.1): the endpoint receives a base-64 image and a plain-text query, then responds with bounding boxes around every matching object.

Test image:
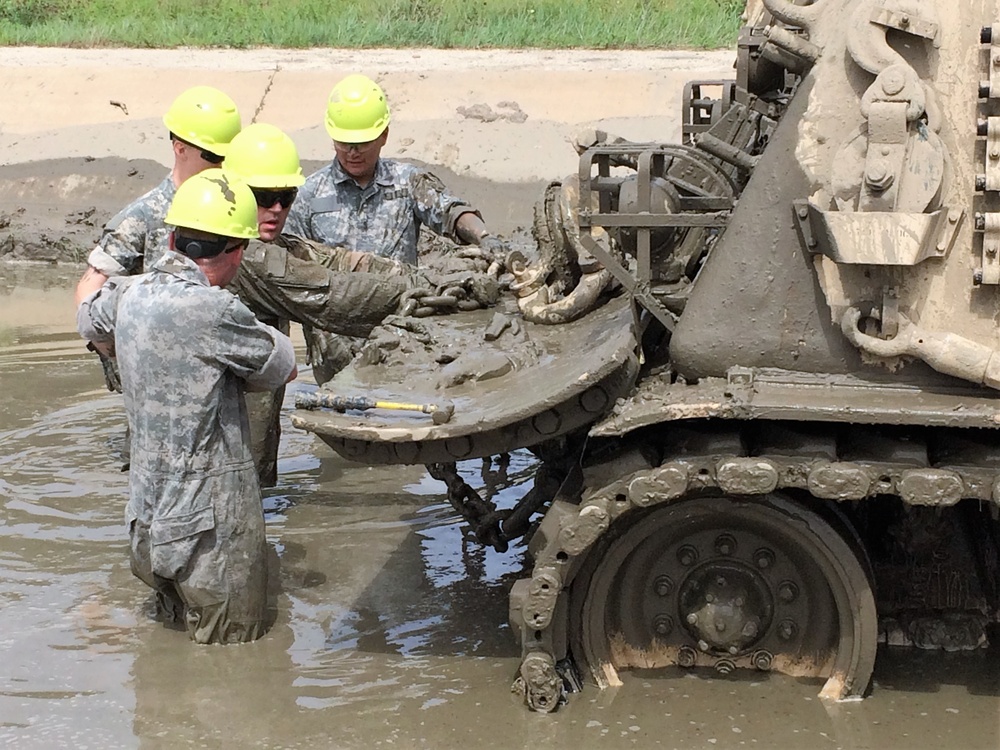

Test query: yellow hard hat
[324,74,391,143]
[165,169,260,241]
[163,86,242,156]
[223,123,305,188]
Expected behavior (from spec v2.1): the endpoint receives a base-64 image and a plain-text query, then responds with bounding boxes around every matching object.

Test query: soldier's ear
[169,231,176,251]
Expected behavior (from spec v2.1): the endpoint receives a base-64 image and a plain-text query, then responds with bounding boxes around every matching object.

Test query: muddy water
[0,268,998,750]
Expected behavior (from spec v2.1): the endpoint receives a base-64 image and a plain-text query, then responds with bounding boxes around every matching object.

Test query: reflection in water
[0,284,998,749]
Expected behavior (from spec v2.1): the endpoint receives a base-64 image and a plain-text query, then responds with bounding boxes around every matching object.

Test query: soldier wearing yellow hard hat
[75,85,243,309]
[222,122,441,485]
[284,73,507,268]
[77,168,296,645]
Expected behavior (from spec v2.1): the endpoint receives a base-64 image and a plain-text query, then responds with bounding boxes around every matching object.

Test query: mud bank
[0,47,735,264]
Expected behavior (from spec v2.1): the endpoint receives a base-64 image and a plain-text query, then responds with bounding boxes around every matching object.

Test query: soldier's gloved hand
[431,270,501,309]
[477,234,508,265]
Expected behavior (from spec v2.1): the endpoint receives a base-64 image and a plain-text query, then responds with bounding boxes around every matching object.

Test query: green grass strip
[0,0,743,49]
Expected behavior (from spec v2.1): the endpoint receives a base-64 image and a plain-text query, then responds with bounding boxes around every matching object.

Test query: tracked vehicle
[293,0,1000,712]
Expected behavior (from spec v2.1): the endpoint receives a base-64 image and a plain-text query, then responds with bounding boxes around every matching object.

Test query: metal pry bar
[295,391,455,424]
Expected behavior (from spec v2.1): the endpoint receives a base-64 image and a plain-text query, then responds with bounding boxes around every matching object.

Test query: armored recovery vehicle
[293,0,1000,712]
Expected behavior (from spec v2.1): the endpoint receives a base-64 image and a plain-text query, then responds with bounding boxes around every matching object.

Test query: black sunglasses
[175,234,247,259]
[251,187,298,209]
[168,133,224,164]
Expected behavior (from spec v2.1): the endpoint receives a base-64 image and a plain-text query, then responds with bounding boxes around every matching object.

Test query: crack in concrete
[251,65,280,124]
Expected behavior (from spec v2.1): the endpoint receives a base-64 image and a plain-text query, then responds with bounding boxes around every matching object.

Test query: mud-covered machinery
[293,0,1000,713]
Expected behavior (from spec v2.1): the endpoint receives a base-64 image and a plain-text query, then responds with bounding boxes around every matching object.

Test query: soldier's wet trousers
[128,477,269,645]
[245,386,284,489]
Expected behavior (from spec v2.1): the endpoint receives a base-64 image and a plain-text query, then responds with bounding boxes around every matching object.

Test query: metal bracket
[859,100,908,211]
[984,117,1000,192]
[870,6,938,42]
[981,212,1000,285]
[793,199,963,265]
[990,25,1000,100]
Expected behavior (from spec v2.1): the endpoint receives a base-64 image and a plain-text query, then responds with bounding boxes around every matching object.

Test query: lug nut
[654,615,674,636]
[753,649,773,671]
[778,619,798,641]
[677,645,697,668]
[677,545,698,566]
[754,548,775,569]
[714,534,736,556]
[686,612,699,625]
[714,658,736,675]
[653,575,674,597]
[778,581,799,603]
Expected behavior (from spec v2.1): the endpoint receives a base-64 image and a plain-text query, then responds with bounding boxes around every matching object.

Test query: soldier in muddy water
[286,73,509,268]
[76,169,297,644]
[73,85,243,310]
[221,122,443,486]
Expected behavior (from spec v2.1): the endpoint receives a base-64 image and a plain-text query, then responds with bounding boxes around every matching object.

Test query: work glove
[86,342,122,393]
[477,234,508,265]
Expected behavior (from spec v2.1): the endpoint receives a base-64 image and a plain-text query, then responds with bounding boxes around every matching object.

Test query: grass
[0,0,743,49]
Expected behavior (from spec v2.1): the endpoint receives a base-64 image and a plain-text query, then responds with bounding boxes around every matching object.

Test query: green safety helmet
[324,74,391,143]
[165,169,260,240]
[163,85,242,156]
[223,123,305,188]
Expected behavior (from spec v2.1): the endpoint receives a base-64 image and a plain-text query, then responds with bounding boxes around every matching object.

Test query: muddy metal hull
[292,296,639,465]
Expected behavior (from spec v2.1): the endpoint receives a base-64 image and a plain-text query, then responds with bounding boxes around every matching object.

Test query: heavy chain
[425,451,572,553]
[426,462,511,552]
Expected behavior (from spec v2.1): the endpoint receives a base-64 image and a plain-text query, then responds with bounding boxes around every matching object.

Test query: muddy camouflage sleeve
[408,169,480,243]
[88,179,175,276]
[76,277,128,344]
[212,296,296,392]
[230,242,412,338]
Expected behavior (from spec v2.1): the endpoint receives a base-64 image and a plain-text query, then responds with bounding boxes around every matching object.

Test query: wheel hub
[678,562,773,654]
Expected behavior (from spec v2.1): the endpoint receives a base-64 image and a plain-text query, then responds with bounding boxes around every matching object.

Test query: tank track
[509,414,1000,711]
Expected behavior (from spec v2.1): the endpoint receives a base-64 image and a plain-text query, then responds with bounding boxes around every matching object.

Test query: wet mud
[0,154,998,748]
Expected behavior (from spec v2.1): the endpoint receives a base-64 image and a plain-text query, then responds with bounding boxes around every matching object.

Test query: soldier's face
[251,188,298,242]
[334,130,388,184]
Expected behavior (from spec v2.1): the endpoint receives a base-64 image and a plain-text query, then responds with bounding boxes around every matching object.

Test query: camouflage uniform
[228,233,420,484]
[77,250,295,645]
[284,158,480,265]
[86,174,176,276]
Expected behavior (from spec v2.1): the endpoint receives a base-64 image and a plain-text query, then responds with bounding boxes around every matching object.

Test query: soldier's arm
[410,168,483,244]
[76,278,126,346]
[75,266,110,308]
[231,242,416,338]
[214,296,297,393]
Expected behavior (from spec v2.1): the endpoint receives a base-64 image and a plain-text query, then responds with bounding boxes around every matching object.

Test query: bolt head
[677,646,697,668]
[778,619,798,641]
[755,549,774,569]
[753,650,773,671]
[654,615,674,636]
[686,612,699,625]
[653,575,674,597]
[778,581,798,603]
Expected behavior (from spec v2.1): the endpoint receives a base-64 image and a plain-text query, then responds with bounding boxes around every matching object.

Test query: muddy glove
[431,270,502,308]
[477,234,507,265]
[86,342,122,393]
